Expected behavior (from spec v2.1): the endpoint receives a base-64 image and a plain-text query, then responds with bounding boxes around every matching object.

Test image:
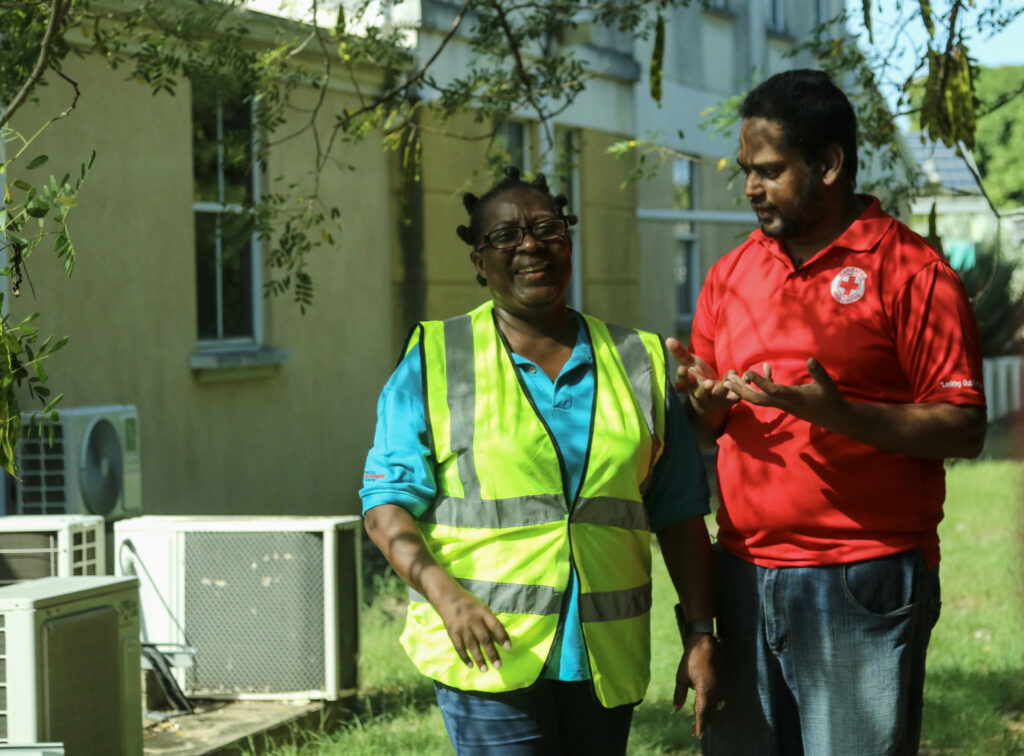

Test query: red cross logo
[838,274,860,296]
[831,267,866,304]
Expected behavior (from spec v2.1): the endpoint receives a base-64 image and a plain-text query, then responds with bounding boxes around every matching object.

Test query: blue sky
[845,1,1024,70]
[844,2,1023,113]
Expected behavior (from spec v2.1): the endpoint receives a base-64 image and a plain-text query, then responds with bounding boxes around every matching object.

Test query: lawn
[250,437,1023,755]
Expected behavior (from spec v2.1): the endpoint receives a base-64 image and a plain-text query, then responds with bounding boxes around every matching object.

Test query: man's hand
[666,337,719,393]
[433,583,511,672]
[721,357,843,427]
[721,358,987,458]
[665,338,740,443]
[673,634,717,737]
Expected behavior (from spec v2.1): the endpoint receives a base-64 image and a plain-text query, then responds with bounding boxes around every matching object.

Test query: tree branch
[489,0,554,158]
[0,0,72,130]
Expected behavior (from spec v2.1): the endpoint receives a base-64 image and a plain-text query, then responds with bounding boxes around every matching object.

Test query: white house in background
[906,136,998,269]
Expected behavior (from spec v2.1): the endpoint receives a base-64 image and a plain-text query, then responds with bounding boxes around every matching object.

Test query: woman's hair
[457,166,578,286]
[739,68,859,189]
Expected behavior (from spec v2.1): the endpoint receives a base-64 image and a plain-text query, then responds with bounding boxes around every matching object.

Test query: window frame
[192,86,264,352]
[671,159,701,332]
[495,120,532,174]
[553,127,583,311]
[764,0,787,34]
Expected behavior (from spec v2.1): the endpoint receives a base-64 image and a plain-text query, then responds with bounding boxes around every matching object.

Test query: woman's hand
[433,582,512,672]
[364,504,511,671]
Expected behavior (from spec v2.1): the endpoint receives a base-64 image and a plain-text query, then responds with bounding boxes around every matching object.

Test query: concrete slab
[143,700,324,756]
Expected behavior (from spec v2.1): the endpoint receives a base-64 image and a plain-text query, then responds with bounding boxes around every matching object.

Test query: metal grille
[42,606,123,754]
[184,531,326,696]
[16,424,68,515]
[71,528,100,576]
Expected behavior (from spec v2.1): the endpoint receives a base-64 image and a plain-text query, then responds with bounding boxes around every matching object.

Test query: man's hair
[457,166,577,286]
[740,68,858,188]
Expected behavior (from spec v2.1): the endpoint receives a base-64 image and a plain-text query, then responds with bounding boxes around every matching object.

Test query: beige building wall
[9,50,393,517]
[574,130,640,328]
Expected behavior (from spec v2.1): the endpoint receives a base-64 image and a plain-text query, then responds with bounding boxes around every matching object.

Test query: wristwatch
[674,603,716,639]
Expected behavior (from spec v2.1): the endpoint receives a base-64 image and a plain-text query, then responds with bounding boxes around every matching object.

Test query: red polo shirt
[691,197,985,568]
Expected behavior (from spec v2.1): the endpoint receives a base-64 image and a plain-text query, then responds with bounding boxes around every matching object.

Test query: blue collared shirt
[361,315,710,680]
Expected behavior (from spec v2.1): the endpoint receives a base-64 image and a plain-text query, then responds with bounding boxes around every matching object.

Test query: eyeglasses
[477,219,568,251]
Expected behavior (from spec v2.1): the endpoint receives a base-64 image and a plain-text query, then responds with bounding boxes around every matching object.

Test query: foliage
[0,126,92,475]
[953,243,1024,356]
[973,65,1024,210]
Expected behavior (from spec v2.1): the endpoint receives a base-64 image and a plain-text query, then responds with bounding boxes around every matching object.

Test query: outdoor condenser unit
[0,576,143,755]
[113,515,361,701]
[13,405,142,521]
[0,515,105,587]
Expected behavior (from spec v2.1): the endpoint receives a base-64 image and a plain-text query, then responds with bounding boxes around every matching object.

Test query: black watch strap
[674,603,716,638]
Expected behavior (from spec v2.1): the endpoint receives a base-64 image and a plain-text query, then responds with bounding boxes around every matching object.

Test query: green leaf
[56,196,78,207]
[12,179,32,191]
[26,155,49,170]
[43,393,65,415]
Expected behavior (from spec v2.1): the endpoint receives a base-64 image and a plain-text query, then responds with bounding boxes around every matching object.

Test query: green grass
[250,435,1024,755]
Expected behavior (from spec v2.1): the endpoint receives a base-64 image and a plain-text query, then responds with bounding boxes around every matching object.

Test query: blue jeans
[703,545,941,756]
[435,679,634,755]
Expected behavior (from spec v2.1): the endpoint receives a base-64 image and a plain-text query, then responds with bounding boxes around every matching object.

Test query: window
[813,0,829,26]
[192,78,261,346]
[672,159,700,331]
[704,0,728,11]
[764,0,786,33]
[495,121,530,173]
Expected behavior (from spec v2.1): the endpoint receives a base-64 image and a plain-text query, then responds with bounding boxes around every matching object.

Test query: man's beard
[756,180,823,240]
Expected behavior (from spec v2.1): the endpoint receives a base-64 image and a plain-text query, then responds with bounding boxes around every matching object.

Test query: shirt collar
[752,195,894,265]
[508,310,594,371]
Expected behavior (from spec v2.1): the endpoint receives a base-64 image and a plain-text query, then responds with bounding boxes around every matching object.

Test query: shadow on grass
[347,676,440,724]
[921,667,1024,755]
[629,700,704,755]
[625,667,1024,756]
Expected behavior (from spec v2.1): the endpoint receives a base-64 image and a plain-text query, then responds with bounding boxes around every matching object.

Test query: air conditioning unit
[0,515,105,587]
[13,405,142,520]
[0,576,142,755]
[113,515,361,701]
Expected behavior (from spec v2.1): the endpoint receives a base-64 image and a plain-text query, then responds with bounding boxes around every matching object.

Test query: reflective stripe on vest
[399,301,666,707]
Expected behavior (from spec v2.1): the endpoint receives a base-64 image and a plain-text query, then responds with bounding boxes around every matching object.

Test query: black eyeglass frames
[477,219,568,251]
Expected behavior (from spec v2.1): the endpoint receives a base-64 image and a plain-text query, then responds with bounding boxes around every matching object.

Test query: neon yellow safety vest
[399,300,668,708]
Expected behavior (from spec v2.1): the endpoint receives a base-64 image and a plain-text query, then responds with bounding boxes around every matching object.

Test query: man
[667,69,986,756]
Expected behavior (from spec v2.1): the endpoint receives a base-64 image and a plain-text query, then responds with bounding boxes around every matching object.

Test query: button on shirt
[361,313,710,680]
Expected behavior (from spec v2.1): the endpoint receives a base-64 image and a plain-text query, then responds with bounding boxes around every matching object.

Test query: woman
[361,167,716,755]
